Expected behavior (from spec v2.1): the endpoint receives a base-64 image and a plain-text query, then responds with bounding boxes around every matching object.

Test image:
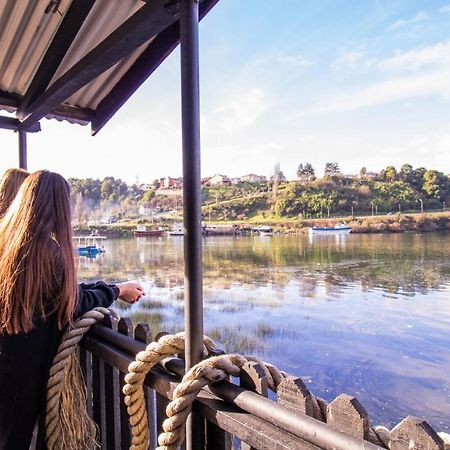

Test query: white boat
[309,223,352,234]
[254,225,273,236]
[168,223,184,236]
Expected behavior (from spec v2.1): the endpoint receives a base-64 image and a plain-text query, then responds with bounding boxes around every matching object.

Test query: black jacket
[0,281,119,450]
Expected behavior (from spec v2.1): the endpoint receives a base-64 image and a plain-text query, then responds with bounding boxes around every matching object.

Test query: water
[77,232,450,430]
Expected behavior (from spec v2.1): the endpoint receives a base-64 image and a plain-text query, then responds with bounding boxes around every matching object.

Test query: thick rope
[125,332,450,450]
[45,307,114,450]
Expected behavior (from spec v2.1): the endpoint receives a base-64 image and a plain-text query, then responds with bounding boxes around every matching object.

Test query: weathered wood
[390,417,444,450]
[102,317,121,449]
[91,354,107,446]
[206,420,232,450]
[240,362,269,450]
[78,347,93,418]
[135,323,158,449]
[327,394,371,441]
[118,317,133,450]
[277,376,315,417]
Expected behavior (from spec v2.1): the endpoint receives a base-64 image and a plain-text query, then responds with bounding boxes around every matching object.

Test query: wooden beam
[0,90,20,108]
[91,0,219,135]
[18,0,180,128]
[0,116,40,133]
[19,0,96,112]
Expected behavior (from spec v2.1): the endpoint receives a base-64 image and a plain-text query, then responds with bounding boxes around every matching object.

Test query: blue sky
[2,0,450,183]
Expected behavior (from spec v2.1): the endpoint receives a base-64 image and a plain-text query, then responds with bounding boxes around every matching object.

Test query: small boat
[134,225,165,237]
[168,223,184,236]
[202,225,237,236]
[73,236,106,256]
[254,225,273,236]
[309,223,352,234]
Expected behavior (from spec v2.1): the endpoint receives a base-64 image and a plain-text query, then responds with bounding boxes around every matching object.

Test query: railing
[79,317,448,450]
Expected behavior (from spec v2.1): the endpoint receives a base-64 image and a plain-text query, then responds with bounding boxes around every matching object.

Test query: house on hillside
[160,176,183,189]
[241,174,267,183]
[230,177,241,185]
[207,174,231,186]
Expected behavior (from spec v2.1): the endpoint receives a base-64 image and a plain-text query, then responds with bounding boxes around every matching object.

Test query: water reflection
[77,233,450,429]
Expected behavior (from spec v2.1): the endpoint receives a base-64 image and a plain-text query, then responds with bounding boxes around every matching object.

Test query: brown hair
[0,170,77,334]
[0,168,29,219]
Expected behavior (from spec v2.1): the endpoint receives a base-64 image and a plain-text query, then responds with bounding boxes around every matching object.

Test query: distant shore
[74,211,450,237]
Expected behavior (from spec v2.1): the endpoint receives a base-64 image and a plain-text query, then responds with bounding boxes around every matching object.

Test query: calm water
[77,232,450,431]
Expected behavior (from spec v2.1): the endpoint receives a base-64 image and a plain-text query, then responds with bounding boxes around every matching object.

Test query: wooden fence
[78,317,448,450]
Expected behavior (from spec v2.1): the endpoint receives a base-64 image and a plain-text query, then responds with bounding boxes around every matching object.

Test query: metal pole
[18,130,27,170]
[180,1,203,448]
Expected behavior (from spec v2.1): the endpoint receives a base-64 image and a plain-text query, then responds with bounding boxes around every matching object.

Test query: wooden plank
[240,362,269,450]
[91,354,107,446]
[0,115,40,132]
[277,376,316,418]
[327,394,371,441]
[390,417,444,450]
[91,0,220,135]
[19,0,96,112]
[102,317,121,449]
[79,347,93,418]
[118,317,133,450]
[135,323,158,449]
[18,0,180,128]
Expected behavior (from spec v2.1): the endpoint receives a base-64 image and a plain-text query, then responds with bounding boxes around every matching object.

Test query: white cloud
[277,56,316,66]
[378,41,450,71]
[439,4,450,13]
[212,88,268,134]
[388,11,429,31]
[333,50,376,71]
[312,69,450,113]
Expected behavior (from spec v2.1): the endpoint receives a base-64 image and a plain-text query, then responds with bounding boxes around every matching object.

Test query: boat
[253,225,273,236]
[134,225,165,237]
[73,236,106,256]
[202,224,237,236]
[168,223,184,236]
[309,223,352,234]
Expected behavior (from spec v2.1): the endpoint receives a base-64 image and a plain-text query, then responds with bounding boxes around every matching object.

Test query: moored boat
[73,236,106,256]
[254,225,273,236]
[309,223,352,234]
[134,225,165,237]
[168,223,184,236]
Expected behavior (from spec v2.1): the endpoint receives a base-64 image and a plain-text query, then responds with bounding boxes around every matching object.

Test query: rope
[45,307,114,450]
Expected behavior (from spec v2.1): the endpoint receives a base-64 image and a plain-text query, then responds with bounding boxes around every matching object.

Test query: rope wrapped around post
[46,307,115,450]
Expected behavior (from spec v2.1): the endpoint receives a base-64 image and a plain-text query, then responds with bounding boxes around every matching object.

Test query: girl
[0,171,144,449]
[0,167,29,219]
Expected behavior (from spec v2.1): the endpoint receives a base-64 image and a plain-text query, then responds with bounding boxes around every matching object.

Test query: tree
[384,166,397,182]
[399,164,413,182]
[422,170,448,201]
[324,162,340,179]
[297,162,315,181]
[359,167,367,179]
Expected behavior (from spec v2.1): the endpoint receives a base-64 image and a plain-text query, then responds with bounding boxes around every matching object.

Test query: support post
[18,130,27,170]
[180,1,203,449]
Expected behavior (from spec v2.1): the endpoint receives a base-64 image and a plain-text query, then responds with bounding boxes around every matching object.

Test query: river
[77,232,450,431]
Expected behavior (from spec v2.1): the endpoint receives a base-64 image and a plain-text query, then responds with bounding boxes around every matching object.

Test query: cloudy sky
[1,0,450,182]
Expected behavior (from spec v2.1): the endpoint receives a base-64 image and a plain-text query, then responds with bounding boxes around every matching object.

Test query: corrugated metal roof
[0,0,219,130]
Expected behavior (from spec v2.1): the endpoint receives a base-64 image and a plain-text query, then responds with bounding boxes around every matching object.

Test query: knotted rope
[46,307,114,450]
[125,332,450,450]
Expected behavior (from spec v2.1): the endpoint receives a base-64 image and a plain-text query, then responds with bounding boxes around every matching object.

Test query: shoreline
[74,211,450,237]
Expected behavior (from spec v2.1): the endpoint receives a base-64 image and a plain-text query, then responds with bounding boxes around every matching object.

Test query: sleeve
[75,281,120,318]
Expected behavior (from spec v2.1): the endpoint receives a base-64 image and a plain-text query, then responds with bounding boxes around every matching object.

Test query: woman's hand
[117,282,145,304]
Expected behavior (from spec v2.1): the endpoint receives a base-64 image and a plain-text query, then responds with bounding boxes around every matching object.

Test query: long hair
[0,168,30,219]
[0,170,77,334]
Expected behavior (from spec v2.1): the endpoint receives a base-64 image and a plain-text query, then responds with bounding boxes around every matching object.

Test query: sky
[2,0,450,183]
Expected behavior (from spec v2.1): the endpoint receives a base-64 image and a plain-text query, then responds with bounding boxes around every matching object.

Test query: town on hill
[69,162,449,227]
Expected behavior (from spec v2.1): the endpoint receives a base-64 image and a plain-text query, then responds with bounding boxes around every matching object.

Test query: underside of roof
[0,0,218,134]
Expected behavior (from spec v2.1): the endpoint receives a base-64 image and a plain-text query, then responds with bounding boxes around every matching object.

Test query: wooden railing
[79,317,448,450]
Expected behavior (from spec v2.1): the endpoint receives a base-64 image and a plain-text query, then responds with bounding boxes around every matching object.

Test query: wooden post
[118,317,133,450]
[327,394,371,441]
[277,376,316,418]
[390,417,444,450]
[240,362,269,450]
[102,316,121,449]
[134,323,158,449]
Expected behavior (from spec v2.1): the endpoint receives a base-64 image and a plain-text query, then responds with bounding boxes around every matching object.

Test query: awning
[0,0,218,134]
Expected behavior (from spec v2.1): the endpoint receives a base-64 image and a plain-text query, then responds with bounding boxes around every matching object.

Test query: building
[159,176,183,189]
[240,174,267,183]
[207,174,231,186]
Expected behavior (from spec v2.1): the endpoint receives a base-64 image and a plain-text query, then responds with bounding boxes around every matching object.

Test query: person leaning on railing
[0,167,30,219]
[0,170,144,450]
